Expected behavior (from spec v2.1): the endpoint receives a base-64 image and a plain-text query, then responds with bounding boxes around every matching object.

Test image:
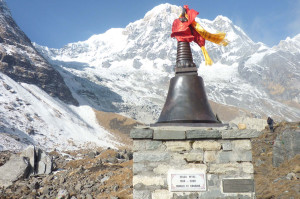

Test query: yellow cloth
[191,21,229,46]
[180,13,229,65]
[201,46,213,65]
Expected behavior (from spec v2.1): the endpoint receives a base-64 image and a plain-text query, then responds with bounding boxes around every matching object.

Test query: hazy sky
[6,0,300,48]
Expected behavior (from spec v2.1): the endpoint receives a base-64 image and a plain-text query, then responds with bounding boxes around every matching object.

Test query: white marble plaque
[168,169,206,192]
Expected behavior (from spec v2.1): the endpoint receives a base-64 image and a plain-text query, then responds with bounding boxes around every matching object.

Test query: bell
[155,41,220,124]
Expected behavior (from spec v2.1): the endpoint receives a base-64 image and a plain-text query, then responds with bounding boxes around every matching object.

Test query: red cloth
[171,5,205,47]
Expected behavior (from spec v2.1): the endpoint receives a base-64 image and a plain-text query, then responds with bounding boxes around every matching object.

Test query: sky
[6,0,300,49]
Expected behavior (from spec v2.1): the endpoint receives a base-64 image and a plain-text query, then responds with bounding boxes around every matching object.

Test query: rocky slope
[0,0,77,105]
[0,121,299,198]
[252,121,300,198]
[34,4,300,123]
[0,0,125,152]
[0,147,133,199]
[0,72,118,152]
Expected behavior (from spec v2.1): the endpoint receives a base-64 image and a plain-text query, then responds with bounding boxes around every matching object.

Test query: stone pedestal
[130,125,261,199]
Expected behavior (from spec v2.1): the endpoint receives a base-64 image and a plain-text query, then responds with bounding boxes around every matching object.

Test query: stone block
[209,163,240,174]
[198,189,224,198]
[152,190,171,199]
[222,179,254,193]
[133,175,165,186]
[207,174,220,187]
[204,151,218,163]
[133,140,166,151]
[153,164,172,175]
[186,130,222,139]
[221,141,232,151]
[241,162,254,174]
[172,192,200,199]
[222,129,262,139]
[165,141,191,152]
[133,163,148,174]
[170,153,189,165]
[232,140,252,151]
[153,130,185,140]
[182,163,207,171]
[133,140,146,151]
[193,141,221,151]
[218,151,252,163]
[218,151,232,163]
[134,151,171,163]
[183,150,204,162]
[147,140,166,150]
[130,128,153,139]
[133,190,151,199]
[236,151,252,162]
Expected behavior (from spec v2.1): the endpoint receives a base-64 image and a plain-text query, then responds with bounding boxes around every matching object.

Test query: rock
[116,152,125,159]
[292,165,300,173]
[286,172,297,180]
[100,176,110,183]
[36,148,52,174]
[125,151,133,160]
[87,151,96,159]
[0,155,30,187]
[19,146,53,175]
[57,189,69,199]
[42,186,51,195]
[20,145,35,173]
[113,184,119,192]
[30,181,40,189]
[273,129,300,167]
[75,183,82,192]
[106,157,118,164]
[86,194,93,199]
[59,177,65,184]
[238,123,247,130]
[228,122,238,129]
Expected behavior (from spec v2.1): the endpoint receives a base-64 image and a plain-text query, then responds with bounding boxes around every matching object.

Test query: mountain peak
[214,15,232,23]
[144,3,180,19]
[274,33,300,53]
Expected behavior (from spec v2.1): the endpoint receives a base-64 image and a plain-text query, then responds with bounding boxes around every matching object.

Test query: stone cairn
[130,126,262,198]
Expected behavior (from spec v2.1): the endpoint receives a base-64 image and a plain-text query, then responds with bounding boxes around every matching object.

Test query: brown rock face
[0,1,78,105]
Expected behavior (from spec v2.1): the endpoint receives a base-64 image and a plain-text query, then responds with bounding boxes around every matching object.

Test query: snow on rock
[0,72,118,152]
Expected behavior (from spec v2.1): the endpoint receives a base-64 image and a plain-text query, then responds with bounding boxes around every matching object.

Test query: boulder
[20,145,53,175]
[0,155,30,187]
[20,145,35,173]
[273,129,300,167]
[35,147,52,175]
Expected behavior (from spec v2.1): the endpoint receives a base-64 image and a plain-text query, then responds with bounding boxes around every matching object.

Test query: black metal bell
[156,41,220,124]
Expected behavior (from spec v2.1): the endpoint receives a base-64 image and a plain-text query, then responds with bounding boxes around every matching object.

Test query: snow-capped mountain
[1,2,299,152]
[0,72,117,151]
[35,3,300,122]
[0,0,77,105]
[0,0,119,151]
